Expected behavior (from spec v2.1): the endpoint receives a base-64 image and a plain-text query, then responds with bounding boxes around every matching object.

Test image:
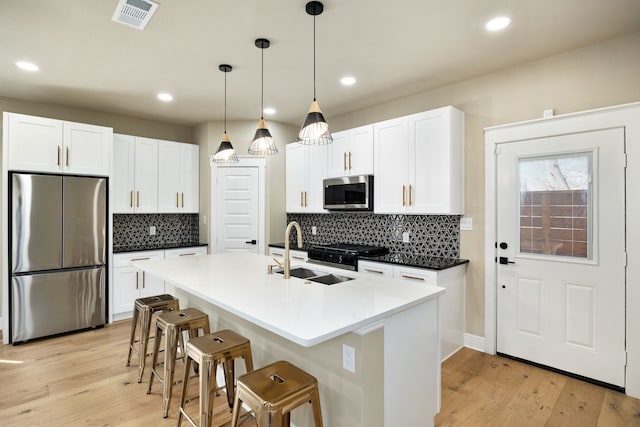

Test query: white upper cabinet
[112,134,158,213]
[5,112,111,176]
[158,141,199,213]
[374,106,464,214]
[285,143,327,213]
[327,124,374,178]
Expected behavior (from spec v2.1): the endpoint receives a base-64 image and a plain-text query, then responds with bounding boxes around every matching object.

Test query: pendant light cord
[313,14,317,101]
[224,70,227,133]
[261,45,264,120]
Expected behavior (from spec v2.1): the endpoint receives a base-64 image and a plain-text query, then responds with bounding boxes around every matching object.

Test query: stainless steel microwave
[323,175,374,211]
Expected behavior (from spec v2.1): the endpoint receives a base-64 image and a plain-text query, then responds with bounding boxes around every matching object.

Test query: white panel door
[63,121,111,176]
[112,134,135,213]
[7,113,63,172]
[133,137,158,213]
[373,117,409,213]
[157,140,181,213]
[496,128,626,387]
[216,167,259,253]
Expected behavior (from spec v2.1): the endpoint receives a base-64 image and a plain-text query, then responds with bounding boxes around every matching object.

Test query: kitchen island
[134,252,445,427]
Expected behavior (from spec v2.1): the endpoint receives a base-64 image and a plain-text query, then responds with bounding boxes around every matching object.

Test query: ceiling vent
[112,0,159,30]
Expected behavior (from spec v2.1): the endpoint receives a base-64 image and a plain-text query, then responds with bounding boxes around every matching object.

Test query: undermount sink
[275,267,354,285]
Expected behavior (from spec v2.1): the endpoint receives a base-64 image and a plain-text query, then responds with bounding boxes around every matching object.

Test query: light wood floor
[1,321,639,426]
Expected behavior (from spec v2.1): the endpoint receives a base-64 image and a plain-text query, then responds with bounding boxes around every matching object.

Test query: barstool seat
[230,360,323,427]
[177,330,254,427]
[147,307,211,418]
[126,294,179,383]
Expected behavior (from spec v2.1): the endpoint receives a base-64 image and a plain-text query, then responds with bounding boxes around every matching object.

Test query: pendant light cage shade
[298,100,333,145]
[213,132,239,163]
[249,119,278,155]
[213,64,239,164]
[249,38,278,155]
[297,1,333,145]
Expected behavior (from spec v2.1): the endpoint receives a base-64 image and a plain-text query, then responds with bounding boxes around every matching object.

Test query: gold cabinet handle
[57,145,61,166]
[402,185,406,207]
[401,274,425,281]
[182,192,184,208]
[304,191,308,207]
[131,257,151,261]
[130,190,133,208]
[176,192,179,208]
[142,271,145,289]
[179,252,196,256]
[292,255,305,260]
[272,252,284,258]
[349,151,352,170]
[343,152,347,170]
[137,191,140,208]
[300,191,304,207]
[364,268,385,274]
[135,271,139,290]
[409,184,413,206]
[66,146,69,167]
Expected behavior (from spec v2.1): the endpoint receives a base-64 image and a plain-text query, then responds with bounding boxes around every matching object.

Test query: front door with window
[496,128,626,387]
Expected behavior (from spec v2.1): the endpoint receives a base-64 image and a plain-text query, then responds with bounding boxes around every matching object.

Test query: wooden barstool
[126,294,180,383]
[147,308,211,418]
[230,360,323,427]
[177,330,254,427]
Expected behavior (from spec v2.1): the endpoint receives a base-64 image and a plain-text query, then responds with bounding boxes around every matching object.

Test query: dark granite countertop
[269,243,468,271]
[268,242,318,252]
[114,242,208,253]
[359,253,469,271]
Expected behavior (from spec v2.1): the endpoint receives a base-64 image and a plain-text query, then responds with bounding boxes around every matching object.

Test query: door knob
[245,240,257,245]
[499,256,515,265]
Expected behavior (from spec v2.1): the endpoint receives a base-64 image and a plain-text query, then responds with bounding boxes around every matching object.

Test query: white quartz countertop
[133,252,445,347]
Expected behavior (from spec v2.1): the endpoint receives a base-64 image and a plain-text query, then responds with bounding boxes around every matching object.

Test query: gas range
[307,243,389,271]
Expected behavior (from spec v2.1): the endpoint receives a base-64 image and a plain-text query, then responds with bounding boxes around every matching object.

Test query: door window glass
[518,153,592,259]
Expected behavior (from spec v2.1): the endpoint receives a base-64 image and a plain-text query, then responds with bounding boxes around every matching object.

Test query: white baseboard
[464,333,485,352]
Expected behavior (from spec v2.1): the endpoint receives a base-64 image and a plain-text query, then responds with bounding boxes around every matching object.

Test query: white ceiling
[1,0,639,127]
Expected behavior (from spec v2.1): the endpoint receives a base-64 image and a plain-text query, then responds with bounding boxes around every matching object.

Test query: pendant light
[248,38,278,155]
[212,64,239,164]
[297,1,333,145]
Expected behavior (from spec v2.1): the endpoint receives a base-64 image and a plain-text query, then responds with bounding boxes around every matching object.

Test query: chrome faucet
[284,221,303,279]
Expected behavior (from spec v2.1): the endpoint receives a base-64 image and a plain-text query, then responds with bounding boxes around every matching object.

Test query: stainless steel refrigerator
[10,173,107,343]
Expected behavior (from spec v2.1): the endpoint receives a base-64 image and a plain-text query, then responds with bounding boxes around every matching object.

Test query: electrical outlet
[312,226,317,235]
[343,344,356,373]
[149,226,156,236]
[202,215,207,225]
[460,217,473,231]
[402,231,410,243]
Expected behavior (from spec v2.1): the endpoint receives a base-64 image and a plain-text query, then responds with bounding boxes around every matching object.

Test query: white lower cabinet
[112,246,207,319]
[268,247,308,262]
[359,260,466,361]
[112,250,166,320]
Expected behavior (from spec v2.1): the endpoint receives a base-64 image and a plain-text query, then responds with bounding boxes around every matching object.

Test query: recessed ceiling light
[16,61,39,72]
[157,93,173,102]
[263,107,276,115]
[340,76,356,86]
[485,16,511,32]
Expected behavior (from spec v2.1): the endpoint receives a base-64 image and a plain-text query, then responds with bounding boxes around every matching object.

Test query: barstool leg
[200,359,217,427]
[223,360,236,409]
[230,385,242,427]
[137,308,152,383]
[126,306,140,367]
[177,351,192,427]
[163,325,179,418]
[147,323,163,394]
[310,389,324,427]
